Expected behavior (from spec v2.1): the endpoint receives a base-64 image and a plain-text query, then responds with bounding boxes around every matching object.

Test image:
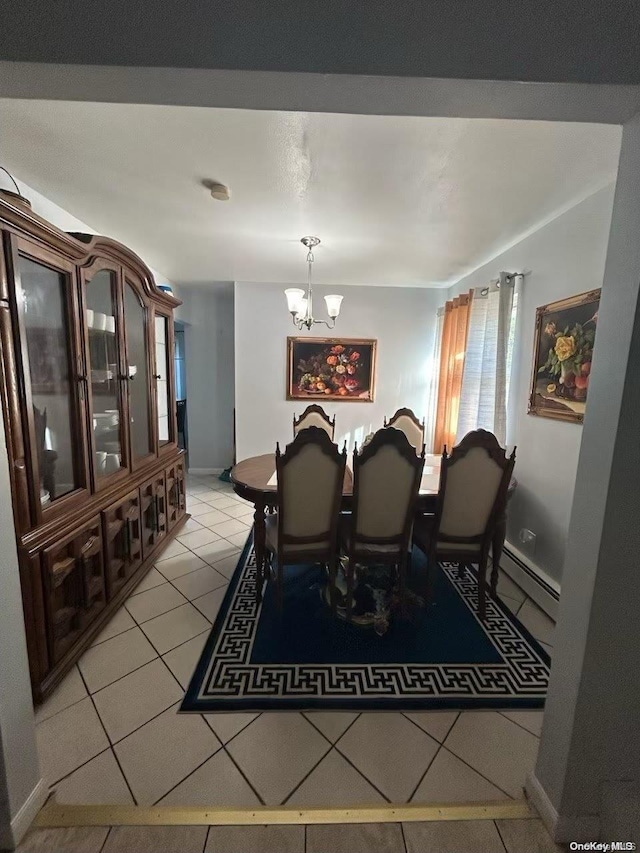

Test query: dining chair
[264,425,346,611]
[384,407,425,452]
[413,429,516,620]
[293,404,335,440]
[342,428,425,619]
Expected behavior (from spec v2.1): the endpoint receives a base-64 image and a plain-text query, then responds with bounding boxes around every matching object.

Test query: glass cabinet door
[154,314,174,447]
[17,253,86,509]
[84,268,127,485]
[124,280,154,464]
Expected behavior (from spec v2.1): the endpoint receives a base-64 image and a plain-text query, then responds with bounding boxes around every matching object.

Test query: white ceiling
[0,99,621,287]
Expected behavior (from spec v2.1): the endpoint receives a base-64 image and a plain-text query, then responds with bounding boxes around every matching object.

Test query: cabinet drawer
[165,460,186,531]
[42,517,106,664]
[140,472,168,555]
[102,489,143,600]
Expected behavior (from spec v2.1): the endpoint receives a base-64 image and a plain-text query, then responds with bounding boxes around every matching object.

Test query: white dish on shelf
[86,309,95,328]
[105,315,116,333]
[105,453,120,473]
[94,411,118,427]
[93,312,107,331]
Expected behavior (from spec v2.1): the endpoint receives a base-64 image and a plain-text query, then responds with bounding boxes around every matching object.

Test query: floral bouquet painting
[529,289,600,423]
[287,337,377,401]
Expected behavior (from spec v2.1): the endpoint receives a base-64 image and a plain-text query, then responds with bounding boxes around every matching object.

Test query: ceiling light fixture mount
[284,237,343,331]
[209,182,231,201]
[202,179,231,201]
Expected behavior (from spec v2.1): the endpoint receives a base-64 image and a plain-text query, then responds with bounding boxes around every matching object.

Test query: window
[430,275,520,450]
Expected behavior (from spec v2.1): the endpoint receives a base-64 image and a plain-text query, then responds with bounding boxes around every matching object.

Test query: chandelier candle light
[285,237,344,331]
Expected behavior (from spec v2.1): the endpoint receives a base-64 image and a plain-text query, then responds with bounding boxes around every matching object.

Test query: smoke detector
[207,181,231,201]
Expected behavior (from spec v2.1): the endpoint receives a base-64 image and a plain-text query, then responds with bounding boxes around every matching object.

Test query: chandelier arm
[312,318,336,329]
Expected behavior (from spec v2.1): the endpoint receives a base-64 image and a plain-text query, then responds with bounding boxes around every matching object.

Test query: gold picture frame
[528,289,600,424]
[287,337,377,402]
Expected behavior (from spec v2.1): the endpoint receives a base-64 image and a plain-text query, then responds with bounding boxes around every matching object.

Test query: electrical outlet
[519,528,537,552]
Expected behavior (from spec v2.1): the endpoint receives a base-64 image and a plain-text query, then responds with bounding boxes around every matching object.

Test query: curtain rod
[481,270,528,294]
[491,271,528,285]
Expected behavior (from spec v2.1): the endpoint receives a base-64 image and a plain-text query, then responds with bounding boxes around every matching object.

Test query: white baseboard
[2,777,49,849]
[188,467,224,476]
[499,544,560,621]
[526,772,600,842]
[525,771,558,836]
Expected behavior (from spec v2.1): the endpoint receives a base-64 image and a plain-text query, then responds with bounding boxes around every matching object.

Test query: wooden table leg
[253,498,266,602]
[491,514,507,597]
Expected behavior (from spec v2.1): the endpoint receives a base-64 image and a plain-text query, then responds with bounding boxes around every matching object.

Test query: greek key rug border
[194,547,550,704]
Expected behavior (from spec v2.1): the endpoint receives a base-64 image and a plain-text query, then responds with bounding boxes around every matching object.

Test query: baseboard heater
[498,544,560,622]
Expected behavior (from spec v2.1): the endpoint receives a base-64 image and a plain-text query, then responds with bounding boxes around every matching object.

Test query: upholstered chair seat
[265,514,330,555]
[342,428,425,618]
[262,426,346,610]
[341,513,414,556]
[413,516,481,554]
[413,430,516,619]
[340,532,401,556]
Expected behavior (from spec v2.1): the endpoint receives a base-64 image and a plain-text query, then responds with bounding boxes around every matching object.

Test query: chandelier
[284,237,343,331]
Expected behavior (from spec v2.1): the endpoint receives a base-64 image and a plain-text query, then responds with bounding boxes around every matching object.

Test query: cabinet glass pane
[155,315,171,446]
[18,256,80,504]
[125,282,153,459]
[86,270,125,479]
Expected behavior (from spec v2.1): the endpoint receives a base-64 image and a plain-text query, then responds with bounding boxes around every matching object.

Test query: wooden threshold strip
[36,800,535,827]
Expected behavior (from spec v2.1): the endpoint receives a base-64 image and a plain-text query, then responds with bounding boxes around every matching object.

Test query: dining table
[230,452,516,600]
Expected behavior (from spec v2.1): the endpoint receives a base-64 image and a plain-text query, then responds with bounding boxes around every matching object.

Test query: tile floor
[17,818,565,852]
[34,472,557,811]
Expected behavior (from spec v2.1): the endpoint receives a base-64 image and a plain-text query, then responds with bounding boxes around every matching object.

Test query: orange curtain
[433,292,472,454]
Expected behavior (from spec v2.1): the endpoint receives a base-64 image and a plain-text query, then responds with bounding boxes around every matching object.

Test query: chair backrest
[293,404,335,440]
[352,428,425,547]
[384,407,425,451]
[276,426,346,551]
[435,429,516,547]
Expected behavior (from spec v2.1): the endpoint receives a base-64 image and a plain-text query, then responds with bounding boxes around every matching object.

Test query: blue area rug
[181,529,550,712]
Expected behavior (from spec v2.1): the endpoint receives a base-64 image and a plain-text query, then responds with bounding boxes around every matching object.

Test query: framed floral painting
[287,337,377,402]
[528,289,600,423]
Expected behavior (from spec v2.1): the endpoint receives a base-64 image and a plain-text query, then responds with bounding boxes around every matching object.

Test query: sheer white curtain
[456,272,519,446]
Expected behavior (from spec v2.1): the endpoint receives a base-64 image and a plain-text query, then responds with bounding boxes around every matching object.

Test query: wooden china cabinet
[0,190,188,702]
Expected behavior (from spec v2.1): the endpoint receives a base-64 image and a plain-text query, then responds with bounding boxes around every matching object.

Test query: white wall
[175,285,235,470]
[532,111,640,842]
[0,412,43,850]
[448,183,616,583]
[235,282,442,459]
